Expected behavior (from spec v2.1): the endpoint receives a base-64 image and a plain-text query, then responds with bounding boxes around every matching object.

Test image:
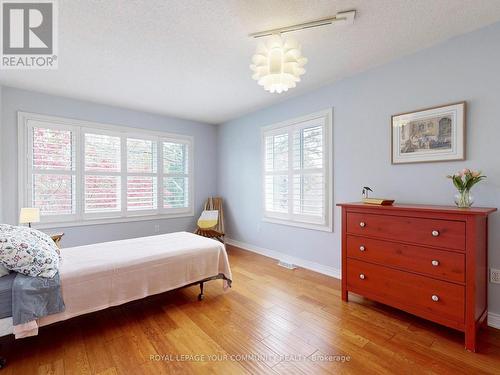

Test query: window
[19,112,194,227]
[84,132,121,215]
[126,138,157,212]
[31,126,76,220]
[163,141,189,209]
[262,110,332,231]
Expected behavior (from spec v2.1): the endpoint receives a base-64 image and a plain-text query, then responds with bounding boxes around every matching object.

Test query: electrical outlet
[490,268,500,284]
[154,224,160,233]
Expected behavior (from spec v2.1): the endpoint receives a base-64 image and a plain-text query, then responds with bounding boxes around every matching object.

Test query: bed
[0,231,232,340]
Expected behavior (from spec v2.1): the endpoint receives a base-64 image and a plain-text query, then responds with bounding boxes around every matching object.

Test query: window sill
[262,217,333,232]
[33,212,194,230]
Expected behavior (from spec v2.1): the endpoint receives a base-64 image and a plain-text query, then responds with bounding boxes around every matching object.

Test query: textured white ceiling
[2,0,500,124]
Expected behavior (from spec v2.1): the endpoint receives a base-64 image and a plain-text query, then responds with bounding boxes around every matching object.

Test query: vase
[454,190,474,208]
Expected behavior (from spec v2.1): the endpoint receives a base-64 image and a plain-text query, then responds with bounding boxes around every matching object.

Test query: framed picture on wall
[391,101,466,164]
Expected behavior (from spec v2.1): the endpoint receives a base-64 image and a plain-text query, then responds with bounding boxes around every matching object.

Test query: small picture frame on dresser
[391,101,466,164]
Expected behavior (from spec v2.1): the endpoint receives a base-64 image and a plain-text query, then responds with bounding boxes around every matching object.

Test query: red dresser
[338,202,496,352]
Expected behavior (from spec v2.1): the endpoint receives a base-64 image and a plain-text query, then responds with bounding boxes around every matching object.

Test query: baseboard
[489,312,500,330]
[225,238,341,279]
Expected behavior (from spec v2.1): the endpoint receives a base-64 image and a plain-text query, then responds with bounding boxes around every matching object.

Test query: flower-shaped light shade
[250,34,307,93]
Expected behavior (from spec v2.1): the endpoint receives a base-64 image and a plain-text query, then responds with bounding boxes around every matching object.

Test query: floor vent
[278,261,297,270]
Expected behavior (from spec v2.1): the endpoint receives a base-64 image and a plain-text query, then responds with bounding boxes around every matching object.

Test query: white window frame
[18,111,194,229]
[261,109,333,232]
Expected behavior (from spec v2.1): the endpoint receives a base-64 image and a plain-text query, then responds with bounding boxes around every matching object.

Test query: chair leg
[198,282,204,301]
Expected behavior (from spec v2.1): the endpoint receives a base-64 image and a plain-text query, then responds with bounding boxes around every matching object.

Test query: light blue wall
[218,22,500,312]
[0,87,218,246]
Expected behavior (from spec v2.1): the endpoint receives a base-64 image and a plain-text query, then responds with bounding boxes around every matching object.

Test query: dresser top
[337,202,497,216]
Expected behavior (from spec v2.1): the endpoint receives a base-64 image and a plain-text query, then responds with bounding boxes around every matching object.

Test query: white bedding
[3,232,232,337]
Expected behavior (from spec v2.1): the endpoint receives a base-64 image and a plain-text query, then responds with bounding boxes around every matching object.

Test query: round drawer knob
[359,274,366,280]
[359,222,366,228]
[431,295,439,302]
[432,230,440,237]
[431,260,439,266]
[359,245,366,252]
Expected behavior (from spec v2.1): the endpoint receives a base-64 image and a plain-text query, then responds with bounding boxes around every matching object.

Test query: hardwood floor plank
[272,360,307,375]
[37,358,64,375]
[384,331,489,375]
[62,325,92,375]
[82,318,116,374]
[95,368,118,375]
[163,305,250,374]
[261,332,317,358]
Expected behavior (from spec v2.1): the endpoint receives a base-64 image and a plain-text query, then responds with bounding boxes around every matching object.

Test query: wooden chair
[195,197,225,243]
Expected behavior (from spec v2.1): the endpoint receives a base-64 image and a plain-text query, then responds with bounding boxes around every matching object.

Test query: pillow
[0,224,59,278]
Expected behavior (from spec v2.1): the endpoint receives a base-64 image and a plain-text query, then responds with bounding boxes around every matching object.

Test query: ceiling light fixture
[249,10,356,94]
[250,34,306,94]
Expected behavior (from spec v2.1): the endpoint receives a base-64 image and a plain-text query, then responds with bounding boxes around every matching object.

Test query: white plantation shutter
[264,133,288,213]
[163,141,189,209]
[293,125,324,220]
[29,122,76,220]
[84,133,121,172]
[127,138,157,211]
[20,112,194,225]
[262,111,332,231]
[84,132,121,215]
[127,138,156,173]
[127,176,157,210]
[84,175,121,213]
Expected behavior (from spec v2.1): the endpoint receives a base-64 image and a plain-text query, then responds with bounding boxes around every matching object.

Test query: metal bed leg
[198,282,205,301]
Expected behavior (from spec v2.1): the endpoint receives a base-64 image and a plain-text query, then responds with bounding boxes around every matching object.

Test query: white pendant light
[250,34,307,94]
[248,11,356,94]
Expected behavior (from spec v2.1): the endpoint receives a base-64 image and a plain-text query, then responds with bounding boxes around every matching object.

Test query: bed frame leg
[0,357,6,368]
[198,282,205,301]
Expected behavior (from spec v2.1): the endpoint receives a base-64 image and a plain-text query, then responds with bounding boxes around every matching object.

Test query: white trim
[32,211,194,230]
[18,111,194,141]
[261,109,332,132]
[262,217,332,232]
[261,109,333,232]
[226,238,341,279]
[17,111,194,226]
[489,312,500,330]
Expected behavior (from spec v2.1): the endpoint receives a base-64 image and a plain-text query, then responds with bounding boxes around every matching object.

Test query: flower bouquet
[447,169,486,208]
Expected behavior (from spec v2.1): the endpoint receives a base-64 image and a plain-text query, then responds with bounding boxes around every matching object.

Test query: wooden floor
[3,245,500,374]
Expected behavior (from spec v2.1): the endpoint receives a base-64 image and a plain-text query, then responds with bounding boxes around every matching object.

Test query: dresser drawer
[346,212,466,251]
[347,235,465,283]
[346,259,464,327]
